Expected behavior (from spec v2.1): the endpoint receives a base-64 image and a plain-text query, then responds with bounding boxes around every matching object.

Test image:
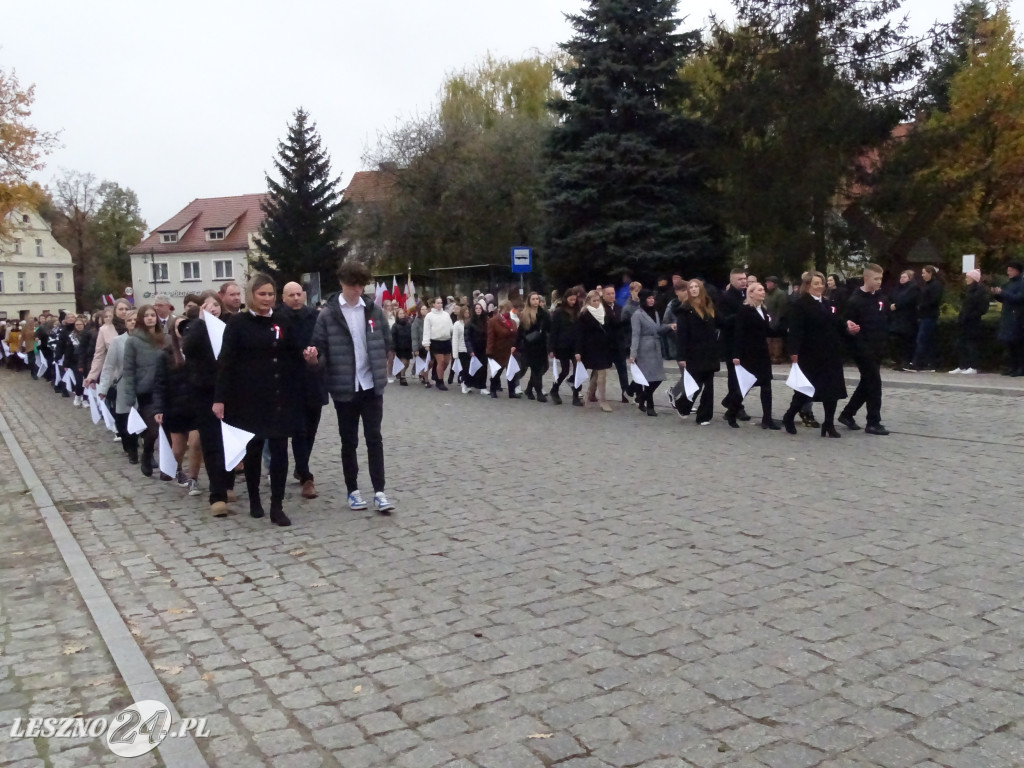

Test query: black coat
[889,281,919,336]
[917,279,943,321]
[844,289,889,360]
[214,311,303,439]
[675,305,721,374]
[77,327,97,373]
[602,302,630,355]
[734,304,777,385]
[716,286,746,357]
[548,306,578,354]
[575,309,613,370]
[392,318,413,358]
[518,308,550,367]
[959,282,990,336]
[182,319,219,408]
[464,318,488,360]
[277,304,328,408]
[787,294,848,402]
[152,349,194,428]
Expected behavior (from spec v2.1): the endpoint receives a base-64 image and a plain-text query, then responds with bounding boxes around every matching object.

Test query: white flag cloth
[786,363,815,397]
[54,362,62,385]
[735,364,758,398]
[89,390,102,424]
[407,279,416,304]
[220,421,255,471]
[62,368,76,390]
[127,406,148,435]
[157,426,177,478]
[504,355,521,382]
[36,354,48,377]
[683,368,700,400]
[574,364,590,389]
[202,310,226,359]
[0,341,8,355]
[414,356,427,375]
[551,357,560,380]
[17,352,28,363]
[629,363,649,388]
[468,356,483,376]
[391,356,405,376]
[487,358,501,378]
[452,358,463,374]
[98,397,117,431]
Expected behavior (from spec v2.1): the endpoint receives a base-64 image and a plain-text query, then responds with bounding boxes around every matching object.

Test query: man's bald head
[282,282,305,310]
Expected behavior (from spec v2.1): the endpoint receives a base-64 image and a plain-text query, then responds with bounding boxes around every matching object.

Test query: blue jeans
[913,318,938,369]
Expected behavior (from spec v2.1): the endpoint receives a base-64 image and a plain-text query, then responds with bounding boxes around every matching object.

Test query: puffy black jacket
[151,349,193,422]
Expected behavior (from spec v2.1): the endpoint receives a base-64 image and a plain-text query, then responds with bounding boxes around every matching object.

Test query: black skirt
[429,338,453,355]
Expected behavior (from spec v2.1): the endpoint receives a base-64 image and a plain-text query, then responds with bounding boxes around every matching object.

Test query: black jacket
[959,282,989,332]
[734,304,777,385]
[675,305,721,374]
[844,289,889,360]
[151,349,194,423]
[602,301,630,355]
[575,310,613,370]
[518,308,550,366]
[77,327,97,373]
[917,279,943,321]
[181,319,219,408]
[787,294,848,402]
[889,281,919,336]
[716,286,746,357]
[548,306,578,355]
[277,304,328,407]
[392,318,413,358]
[464,318,488,358]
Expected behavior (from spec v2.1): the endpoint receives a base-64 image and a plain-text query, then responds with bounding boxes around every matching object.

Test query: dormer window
[161,232,178,243]
[206,229,225,241]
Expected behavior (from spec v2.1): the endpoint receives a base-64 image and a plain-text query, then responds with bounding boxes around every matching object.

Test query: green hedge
[871,311,1007,372]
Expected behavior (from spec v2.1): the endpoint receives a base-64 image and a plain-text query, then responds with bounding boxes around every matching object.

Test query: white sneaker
[948,368,963,374]
[73,395,82,407]
[479,389,488,395]
[373,491,394,514]
[698,420,711,426]
[388,376,396,383]
[961,368,978,374]
[347,490,367,511]
[461,383,469,394]
[187,479,202,496]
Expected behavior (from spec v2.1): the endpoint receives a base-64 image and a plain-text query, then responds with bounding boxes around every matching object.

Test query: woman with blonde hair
[518,292,550,402]
[575,290,614,412]
[674,280,720,424]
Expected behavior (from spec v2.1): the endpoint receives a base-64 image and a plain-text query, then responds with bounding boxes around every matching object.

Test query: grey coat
[310,292,392,403]
[98,333,128,413]
[120,331,168,413]
[630,308,670,383]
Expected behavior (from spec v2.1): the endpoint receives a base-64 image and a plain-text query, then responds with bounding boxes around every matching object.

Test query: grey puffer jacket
[120,331,168,410]
[310,293,392,403]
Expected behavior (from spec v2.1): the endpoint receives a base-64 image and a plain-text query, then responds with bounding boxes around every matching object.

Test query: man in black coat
[839,264,890,435]
[717,268,751,420]
[601,285,632,403]
[280,282,328,499]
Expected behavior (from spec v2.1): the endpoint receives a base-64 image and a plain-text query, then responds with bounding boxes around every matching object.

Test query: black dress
[787,294,847,402]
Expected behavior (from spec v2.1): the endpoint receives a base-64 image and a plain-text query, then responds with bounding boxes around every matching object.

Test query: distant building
[0,208,77,320]
[129,194,267,303]
[342,169,396,264]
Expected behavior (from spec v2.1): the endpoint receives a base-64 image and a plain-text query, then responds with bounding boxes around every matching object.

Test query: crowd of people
[2,257,1022,527]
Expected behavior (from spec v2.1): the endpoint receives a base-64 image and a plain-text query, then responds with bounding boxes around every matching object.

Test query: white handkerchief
[36,355,48,377]
[0,341,8,355]
[89,390,101,424]
[487,358,501,378]
[469,356,483,376]
[735,364,758,398]
[414,356,427,375]
[98,397,117,431]
[629,363,649,388]
[62,368,76,389]
[220,421,256,471]
[504,355,521,382]
[452,358,463,374]
[54,362,62,384]
[202,309,226,359]
[127,406,148,435]
[157,426,178,478]
[16,352,28,363]
[683,369,699,400]
[574,364,590,389]
[391,356,405,376]
[551,358,560,380]
[786,363,815,397]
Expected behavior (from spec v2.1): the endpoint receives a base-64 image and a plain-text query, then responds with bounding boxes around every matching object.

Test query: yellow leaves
[352,685,362,694]
[155,664,183,676]
[166,608,195,615]
[62,644,85,656]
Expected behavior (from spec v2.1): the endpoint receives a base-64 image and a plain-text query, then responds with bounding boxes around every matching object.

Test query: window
[17,272,26,292]
[151,263,169,283]
[182,261,201,281]
[22,214,29,223]
[13,240,21,254]
[55,273,63,292]
[39,272,47,292]
[161,232,178,243]
[213,260,233,279]
[35,239,43,257]
[206,229,225,241]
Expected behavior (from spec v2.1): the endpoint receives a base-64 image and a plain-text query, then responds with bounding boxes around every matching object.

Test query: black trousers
[291,404,323,483]
[611,351,629,395]
[465,354,487,389]
[788,393,837,428]
[741,383,774,421]
[842,354,882,426]
[956,333,981,371]
[1005,339,1024,373]
[722,358,743,412]
[245,436,287,506]
[639,381,662,409]
[136,393,158,457]
[525,358,546,396]
[335,389,385,494]
[196,408,236,504]
[457,352,471,385]
[552,352,574,390]
[687,370,715,423]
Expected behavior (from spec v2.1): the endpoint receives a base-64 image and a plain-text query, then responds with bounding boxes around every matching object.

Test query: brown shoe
[210,501,229,518]
[600,403,613,413]
[226,490,238,503]
[300,480,318,499]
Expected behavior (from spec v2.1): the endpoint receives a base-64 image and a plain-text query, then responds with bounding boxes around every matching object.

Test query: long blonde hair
[686,280,715,320]
[519,292,541,330]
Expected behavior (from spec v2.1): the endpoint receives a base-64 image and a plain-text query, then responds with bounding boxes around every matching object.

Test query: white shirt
[756,305,767,321]
[339,294,374,392]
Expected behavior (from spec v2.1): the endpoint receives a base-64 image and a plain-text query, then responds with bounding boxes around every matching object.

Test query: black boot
[761,417,781,430]
[725,408,740,428]
[127,447,139,464]
[571,388,583,407]
[821,424,842,438]
[399,374,408,386]
[550,386,562,405]
[536,390,548,403]
[782,407,798,435]
[526,387,536,400]
[250,496,265,518]
[140,450,153,477]
[270,501,291,527]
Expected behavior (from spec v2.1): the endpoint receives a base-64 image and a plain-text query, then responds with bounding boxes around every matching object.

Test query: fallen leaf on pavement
[528,733,554,739]
[62,645,85,656]
[353,685,362,694]
[290,549,306,556]
[166,608,194,615]
[155,665,183,675]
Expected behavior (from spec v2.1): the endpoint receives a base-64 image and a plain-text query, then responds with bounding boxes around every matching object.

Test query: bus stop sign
[511,247,532,273]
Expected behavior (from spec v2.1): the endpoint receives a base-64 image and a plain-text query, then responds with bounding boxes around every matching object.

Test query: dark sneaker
[864,424,890,435]
[838,414,861,430]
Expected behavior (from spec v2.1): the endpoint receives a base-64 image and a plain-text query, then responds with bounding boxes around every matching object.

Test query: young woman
[628,289,672,416]
[75,312,101,407]
[214,274,303,526]
[549,288,583,405]
[98,311,135,451]
[411,304,431,387]
[391,307,413,386]
[87,299,132,389]
[575,290,614,412]
[517,292,550,402]
[950,269,989,374]
[464,302,490,394]
[888,269,919,371]
[912,265,944,372]
[121,305,168,475]
[782,271,860,437]
[731,282,782,429]
[153,317,199,493]
[452,305,472,394]
[423,296,454,390]
[675,280,720,425]
[486,300,519,398]
[56,316,84,404]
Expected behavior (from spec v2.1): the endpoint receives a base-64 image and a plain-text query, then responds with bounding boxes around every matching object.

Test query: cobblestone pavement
[1,366,1023,768]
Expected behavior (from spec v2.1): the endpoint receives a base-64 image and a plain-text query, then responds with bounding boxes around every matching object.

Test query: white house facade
[129,194,267,303]
[0,208,77,320]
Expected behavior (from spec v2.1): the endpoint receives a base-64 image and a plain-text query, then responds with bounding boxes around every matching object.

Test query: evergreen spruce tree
[542,0,724,287]
[255,108,347,284]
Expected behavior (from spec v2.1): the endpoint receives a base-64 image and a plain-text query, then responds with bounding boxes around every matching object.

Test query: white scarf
[586,304,606,323]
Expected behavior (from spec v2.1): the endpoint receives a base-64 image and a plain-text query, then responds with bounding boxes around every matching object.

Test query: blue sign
[511,246,532,273]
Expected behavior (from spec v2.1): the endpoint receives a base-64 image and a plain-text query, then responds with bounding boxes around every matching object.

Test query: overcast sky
[5,0,1018,232]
